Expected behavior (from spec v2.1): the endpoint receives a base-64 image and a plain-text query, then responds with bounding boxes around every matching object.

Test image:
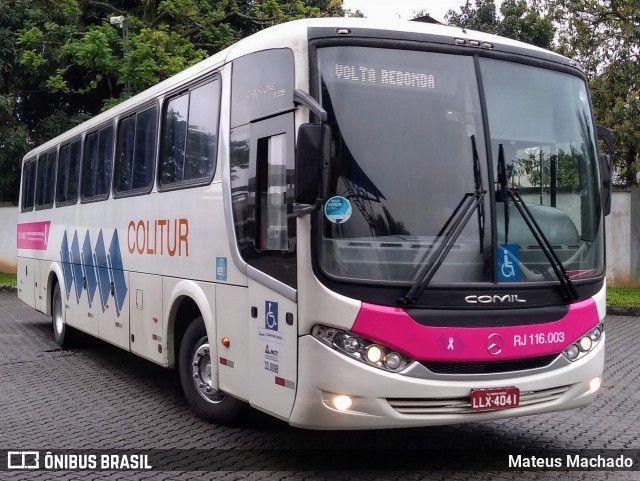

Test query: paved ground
[0,291,638,480]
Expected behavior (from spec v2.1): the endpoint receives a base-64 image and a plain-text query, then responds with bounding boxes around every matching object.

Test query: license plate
[470,387,520,412]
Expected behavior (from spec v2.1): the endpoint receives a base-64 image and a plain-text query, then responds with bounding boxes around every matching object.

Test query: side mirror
[596,126,615,216]
[295,123,331,206]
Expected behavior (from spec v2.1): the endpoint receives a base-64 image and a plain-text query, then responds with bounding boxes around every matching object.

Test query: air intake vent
[421,354,558,375]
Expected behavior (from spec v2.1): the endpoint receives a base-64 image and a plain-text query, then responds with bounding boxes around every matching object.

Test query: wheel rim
[191,340,226,404]
[53,289,63,335]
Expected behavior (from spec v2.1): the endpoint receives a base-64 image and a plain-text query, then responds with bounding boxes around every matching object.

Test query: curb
[0,285,16,292]
[606,305,640,316]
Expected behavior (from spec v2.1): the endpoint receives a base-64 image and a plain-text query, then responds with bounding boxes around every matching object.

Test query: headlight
[365,345,384,364]
[589,327,602,342]
[563,324,604,362]
[311,325,412,372]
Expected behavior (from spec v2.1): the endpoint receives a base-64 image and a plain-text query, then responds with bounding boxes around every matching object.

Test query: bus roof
[23,17,575,161]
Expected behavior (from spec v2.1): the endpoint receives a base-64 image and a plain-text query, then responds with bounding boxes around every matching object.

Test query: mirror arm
[596,125,616,158]
[288,200,321,219]
[294,89,327,122]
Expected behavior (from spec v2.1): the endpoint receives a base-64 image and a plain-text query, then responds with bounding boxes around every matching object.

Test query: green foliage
[0,273,17,285]
[121,27,208,92]
[446,0,499,34]
[0,0,345,202]
[446,0,554,49]
[607,287,640,306]
[499,0,554,48]
[511,148,581,189]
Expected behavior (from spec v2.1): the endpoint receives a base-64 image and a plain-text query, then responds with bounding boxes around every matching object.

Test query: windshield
[316,46,604,286]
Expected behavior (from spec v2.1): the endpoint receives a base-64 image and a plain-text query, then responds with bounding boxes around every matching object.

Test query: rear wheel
[52,282,80,347]
[178,318,243,424]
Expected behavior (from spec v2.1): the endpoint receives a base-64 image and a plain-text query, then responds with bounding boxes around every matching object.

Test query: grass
[606,286,640,307]
[0,272,637,306]
[0,272,16,286]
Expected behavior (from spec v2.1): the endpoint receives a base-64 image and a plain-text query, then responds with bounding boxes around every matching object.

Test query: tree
[445,0,499,34]
[445,0,554,49]
[534,0,640,186]
[0,0,346,202]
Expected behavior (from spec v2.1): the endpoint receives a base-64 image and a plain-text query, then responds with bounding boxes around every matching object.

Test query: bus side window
[115,106,158,195]
[35,150,56,209]
[82,125,113,200]
[185,81,219,181]
[160,78,220,187]
[133,107,157,190]
[57,139,81,205]
[161,93,188,185]
[257,135,288,250]
[21,159,37,212]
[115,115,136,192]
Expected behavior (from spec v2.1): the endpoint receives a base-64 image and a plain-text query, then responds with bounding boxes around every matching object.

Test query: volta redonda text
[127,218,189,256]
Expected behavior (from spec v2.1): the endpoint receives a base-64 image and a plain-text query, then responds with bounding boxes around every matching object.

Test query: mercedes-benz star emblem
[486,333,503,355]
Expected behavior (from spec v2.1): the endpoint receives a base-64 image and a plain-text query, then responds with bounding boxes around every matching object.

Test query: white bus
[17,18,613,429]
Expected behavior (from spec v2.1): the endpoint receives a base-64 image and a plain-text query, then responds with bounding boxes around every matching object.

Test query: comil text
[127,219,189,257]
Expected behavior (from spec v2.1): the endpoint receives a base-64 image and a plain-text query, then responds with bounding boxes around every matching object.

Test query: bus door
[246,113,298,420]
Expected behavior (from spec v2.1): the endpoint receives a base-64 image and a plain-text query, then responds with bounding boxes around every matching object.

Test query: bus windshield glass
[316,46,604,286]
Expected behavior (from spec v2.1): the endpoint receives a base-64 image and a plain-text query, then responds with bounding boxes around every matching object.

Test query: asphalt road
[0,291,638,480]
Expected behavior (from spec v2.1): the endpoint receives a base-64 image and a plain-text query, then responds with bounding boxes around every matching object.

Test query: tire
[178,317,243,424]
[51,282,81,348]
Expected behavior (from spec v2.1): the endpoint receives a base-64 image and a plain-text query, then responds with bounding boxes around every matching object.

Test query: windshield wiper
[496,145,578,302]
[497,144,510,243]
[399,136,486,306]
[472,135,485,254]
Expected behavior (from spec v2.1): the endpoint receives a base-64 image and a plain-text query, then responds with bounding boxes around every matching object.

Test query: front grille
[388,385,570,415]
[421,354,559,375]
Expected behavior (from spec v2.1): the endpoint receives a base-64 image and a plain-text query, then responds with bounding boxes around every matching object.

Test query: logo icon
[60,229,128,316]
[498,244,521,282]
[265,301,278,331]
[7,451,39,470]
[324,196,352,224]
[486,333,504,355]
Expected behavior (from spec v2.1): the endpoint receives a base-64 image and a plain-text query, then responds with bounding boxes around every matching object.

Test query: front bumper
[288,333,605,430]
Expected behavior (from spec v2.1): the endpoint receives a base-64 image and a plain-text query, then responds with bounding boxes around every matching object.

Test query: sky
[341,0,503,24]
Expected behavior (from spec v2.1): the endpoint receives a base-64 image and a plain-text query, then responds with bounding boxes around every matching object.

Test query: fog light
[365,345,383,364]
[333,395,352,411]
[590,377,601,392]
[579,336,592,352]
[565,344,580,360]
[590,327,602,342]
[385,352,402,370]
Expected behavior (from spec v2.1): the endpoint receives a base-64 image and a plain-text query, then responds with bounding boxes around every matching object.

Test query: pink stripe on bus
[17,221,51,250]
[352,299,599,362]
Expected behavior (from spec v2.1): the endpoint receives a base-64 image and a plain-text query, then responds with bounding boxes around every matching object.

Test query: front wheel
[51,283,81,348]
[178,318,243,424]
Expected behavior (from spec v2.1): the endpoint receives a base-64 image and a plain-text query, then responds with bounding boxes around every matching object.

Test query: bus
[17,18,613,429]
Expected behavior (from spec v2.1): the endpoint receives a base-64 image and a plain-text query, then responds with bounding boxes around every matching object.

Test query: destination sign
[333,63,436,89]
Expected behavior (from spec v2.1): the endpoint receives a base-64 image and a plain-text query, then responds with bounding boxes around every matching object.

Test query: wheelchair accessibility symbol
[498,244,521,282]
[265,301,279,331]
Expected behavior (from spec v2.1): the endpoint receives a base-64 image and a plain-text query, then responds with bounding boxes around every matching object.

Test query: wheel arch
[46,263,65,317]
[165,280,216,369]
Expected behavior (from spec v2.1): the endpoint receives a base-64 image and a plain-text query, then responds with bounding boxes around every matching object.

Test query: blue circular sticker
[324,196,352,224]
